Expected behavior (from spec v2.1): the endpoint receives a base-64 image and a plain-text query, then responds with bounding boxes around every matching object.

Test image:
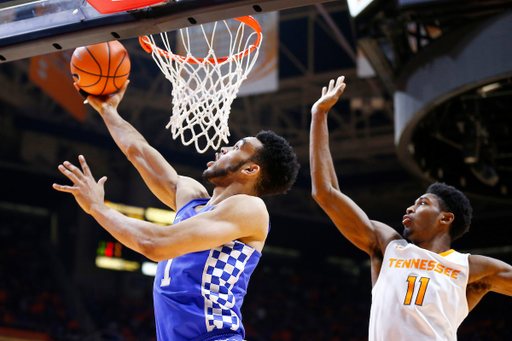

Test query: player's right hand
[311,76,346,115]
[75,80,130,115]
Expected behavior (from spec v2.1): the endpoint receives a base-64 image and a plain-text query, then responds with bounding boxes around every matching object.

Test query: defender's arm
[467,255,512,310]
[310,77,401,255]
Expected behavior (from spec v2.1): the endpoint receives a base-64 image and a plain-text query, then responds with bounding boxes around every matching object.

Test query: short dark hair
[426,182,472,241]
[252,130,300,196]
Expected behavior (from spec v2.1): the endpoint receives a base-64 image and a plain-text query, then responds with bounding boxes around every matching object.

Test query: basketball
[70,41,130,96]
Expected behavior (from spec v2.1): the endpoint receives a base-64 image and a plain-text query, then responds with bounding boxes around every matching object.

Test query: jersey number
[160,259,173,287]
[404,276,430,306]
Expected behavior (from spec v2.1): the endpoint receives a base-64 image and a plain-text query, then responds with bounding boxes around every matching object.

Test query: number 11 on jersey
[404,276,430,306]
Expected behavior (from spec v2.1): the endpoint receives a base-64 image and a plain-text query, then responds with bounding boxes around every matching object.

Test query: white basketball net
[142,18,262,153]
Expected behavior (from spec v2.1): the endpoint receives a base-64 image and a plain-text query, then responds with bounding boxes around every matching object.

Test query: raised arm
[466,254,512,311]
[82,81,208,211]
[53,156,268,261]
[310,77,400,255]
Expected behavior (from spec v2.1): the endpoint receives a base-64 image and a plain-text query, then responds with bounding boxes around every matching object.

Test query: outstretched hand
[53,155,107,215]
[311,76,346,115]
[74,79,130,115]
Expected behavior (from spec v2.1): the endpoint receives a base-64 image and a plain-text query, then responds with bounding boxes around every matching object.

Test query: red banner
[29,52,85,122]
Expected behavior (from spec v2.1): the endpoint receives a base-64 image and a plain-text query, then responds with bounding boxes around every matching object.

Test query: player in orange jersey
[310,76,512,341]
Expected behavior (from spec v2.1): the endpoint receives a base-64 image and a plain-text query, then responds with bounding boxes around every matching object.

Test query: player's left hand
[311,76,346,115]
[53,155,107,215]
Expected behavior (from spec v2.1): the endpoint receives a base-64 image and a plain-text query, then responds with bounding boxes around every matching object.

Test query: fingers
[335,76,346,95]
[52,183,76,193]
[86,80,129,113]
[336,76,345,88]
[56,156,102,184]
[119,79,130,96]
[98,176,108,187]
[58,162,80,183]
[79,155,92,177]
[64,160,84,179]
[325,76,346,94]
[74,82,91,104]
[111,79,130,101]
[57,157,91,183]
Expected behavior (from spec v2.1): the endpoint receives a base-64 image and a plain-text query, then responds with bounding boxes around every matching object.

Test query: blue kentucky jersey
[153,198,263,341]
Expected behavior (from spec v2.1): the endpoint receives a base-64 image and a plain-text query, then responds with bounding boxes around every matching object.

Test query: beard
[402,228,410,238]
[202,158,248,184]
[402,227,415,242]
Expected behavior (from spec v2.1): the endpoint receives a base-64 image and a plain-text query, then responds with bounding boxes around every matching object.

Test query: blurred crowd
[0,214,81,340]
[82,290,156,341]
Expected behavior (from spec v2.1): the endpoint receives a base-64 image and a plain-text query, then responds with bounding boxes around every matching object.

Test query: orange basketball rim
[139,16,262,64]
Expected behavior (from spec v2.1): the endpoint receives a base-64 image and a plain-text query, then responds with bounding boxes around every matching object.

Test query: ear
[241,163,261,177]
[440,212,454,226]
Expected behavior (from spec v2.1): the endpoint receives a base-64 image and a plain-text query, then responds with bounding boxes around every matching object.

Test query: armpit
[467,280,492,294]
[369,241,383,261]
[466,280,492,311]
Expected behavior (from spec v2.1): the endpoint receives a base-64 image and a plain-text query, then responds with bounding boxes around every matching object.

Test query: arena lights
[142,262,158,276]
[96,256,140,272]
[104,200,176,224]
[95,201,176,272]
[96,240,140,271]
[97,240,123,258]
[145,207,176,225]
[346,0,375,17]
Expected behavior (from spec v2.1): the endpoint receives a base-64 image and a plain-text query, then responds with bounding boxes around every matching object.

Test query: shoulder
[215,195,269,234]
[369,220,403,257]
[221,195,269,247]
[175,176,210,209]
[219,195,268,215]
[469,254,506,273]
[468,254,511,283]
[371,220,403,240]
[469,254,498,270]
[177,176,209,194]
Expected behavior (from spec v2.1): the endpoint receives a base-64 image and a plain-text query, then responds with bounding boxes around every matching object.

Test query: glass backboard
[0,0,338,63]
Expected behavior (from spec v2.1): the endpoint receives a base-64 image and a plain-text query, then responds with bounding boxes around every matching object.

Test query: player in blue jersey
[53,80,300,341]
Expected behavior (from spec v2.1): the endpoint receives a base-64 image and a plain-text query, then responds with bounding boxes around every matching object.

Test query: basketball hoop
[139,16,263,153]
